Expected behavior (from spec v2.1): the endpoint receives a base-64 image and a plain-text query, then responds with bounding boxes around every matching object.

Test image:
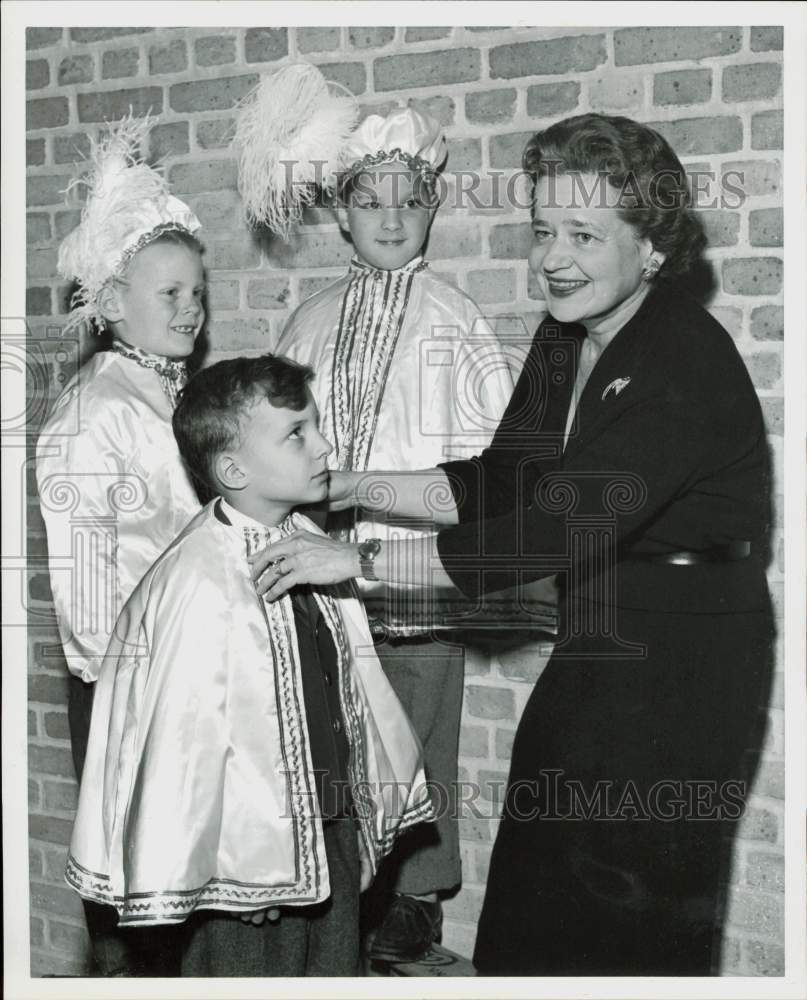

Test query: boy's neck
[351,252,425,274]
[219,494,292,529]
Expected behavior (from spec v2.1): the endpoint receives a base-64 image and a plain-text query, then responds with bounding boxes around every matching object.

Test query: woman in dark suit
[253,114,773,976]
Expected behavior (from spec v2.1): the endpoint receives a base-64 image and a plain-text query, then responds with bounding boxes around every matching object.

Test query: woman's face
[529,172,659,336]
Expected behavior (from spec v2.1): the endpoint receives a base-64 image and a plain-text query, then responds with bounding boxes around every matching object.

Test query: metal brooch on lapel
[602,377,631,401]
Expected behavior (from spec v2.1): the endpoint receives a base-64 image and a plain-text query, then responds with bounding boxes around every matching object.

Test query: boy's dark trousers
[68,675,181,976]
[180,816,362,976]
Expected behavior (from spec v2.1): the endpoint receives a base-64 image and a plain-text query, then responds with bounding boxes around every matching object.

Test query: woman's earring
[642,258,661,281]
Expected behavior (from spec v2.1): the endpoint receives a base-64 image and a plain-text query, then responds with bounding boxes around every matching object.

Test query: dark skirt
[473,603,774,976]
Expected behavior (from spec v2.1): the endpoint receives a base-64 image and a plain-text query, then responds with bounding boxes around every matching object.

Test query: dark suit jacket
[437,283,771,616]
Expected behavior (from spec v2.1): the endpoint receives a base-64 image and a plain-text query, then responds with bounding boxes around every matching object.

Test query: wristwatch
[358,537,382,581]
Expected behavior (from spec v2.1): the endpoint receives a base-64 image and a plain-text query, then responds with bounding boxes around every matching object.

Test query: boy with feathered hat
[235,64,515,963]
[36,117,205,975]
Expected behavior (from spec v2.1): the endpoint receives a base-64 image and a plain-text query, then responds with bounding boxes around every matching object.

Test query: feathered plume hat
[57,116,201,335]
[233,63,447,239]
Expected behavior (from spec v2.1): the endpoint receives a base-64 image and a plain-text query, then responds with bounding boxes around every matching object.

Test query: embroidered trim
[110,339,189,408]
[344,149,439,183]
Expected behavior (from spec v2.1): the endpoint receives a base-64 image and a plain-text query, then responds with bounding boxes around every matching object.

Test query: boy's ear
[214,454,247,492]
[97,282,124,324]
[335,204,350,233]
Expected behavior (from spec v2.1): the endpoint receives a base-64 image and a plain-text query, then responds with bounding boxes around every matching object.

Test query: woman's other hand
[249,530,360,600]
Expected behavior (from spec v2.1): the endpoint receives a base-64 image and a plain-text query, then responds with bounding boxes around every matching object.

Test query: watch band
[358,537,382,581]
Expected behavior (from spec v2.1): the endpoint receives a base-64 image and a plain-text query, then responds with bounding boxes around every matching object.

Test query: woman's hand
[249,530,360,600]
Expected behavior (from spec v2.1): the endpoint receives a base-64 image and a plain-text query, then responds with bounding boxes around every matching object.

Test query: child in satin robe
[36,121,205,975]
[65,354,433,977]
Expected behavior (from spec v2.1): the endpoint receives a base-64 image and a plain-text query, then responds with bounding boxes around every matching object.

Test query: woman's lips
[545,278,588,298]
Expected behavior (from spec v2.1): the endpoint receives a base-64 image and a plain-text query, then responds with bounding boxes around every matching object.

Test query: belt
[625,541,751,565]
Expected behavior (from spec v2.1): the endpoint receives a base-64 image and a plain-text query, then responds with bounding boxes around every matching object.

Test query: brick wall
[25,24,784,976]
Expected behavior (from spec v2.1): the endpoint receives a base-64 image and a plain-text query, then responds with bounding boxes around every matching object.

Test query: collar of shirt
[348,254,428,280]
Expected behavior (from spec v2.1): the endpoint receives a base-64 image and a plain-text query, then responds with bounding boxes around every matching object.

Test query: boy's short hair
[173,353,314,495]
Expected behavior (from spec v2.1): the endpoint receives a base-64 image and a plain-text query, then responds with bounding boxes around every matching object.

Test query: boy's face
[225,391,333,517]
[107,241,205,358]
[337,161,435,271]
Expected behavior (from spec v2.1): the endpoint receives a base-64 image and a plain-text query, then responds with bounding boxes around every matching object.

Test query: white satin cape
[65,503,433,924]
[35,350,201,681]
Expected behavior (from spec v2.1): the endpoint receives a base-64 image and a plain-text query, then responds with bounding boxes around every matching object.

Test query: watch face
[359,538,382,558]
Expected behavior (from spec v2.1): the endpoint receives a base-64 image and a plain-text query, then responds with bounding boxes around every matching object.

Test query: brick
[31,950,90,978]
[78,87,162,123]
[478,769,509,806]
[28,671,69,705]
[43,777,79,811]
[30,879,85,918]
[722,258,782,296]
[467,268,516,304]
[170,74,258,113]
[207,317,272,352]
[409,94,455,127]
[58,54,94,85]
[495,727,515,761]
[53,132,91,165]
[737,804,779,843]
[723,63,782,103]
[647,116,743,156]
[721,935,742,972]
[168,159,237,195]
[527,81,580,118]
[746,850,785,892]
[459,724,489,758]
[30,915,45,949]
[30,808,75,846]
[317,62,367,96]
[29,778,41,810]
[489,131,533,170]
[43,843,70,881]
[446,137,482,172]
[244,27,288,64]
[490,222,532,260]
[29,742,75,778]
[187,189,242,231]
[27,213,51,244]
[589,72,644,111]
[298,27,341,53]
[465,88,516,125]
[101,47,140,80]
[750,208,783,247]
[27,288,52,316]
[374,48,480,91]
[54,209,82,238]
[149,122,190,159]
[753,757,784,799]
[750,305,783,341]
[760,398,783,437]
[614,26,741,65]
[27,58,50,91]
[726,887,783,937]
[26,139,46,166]
[751,110,783,150]
[149,39,187,75]
[654,69,711,107]
[723,158,782,199]
[700,209,740,247]
[43,710,70,740]
[458,814,493,841]
[27,97,69,130]
[196,117,236,150]
[744,352,782,390]
[29,247,58,278]
[50,919,91,954]
[465,684,515,720]
[491,34,606,79]
[350,26,395,49]
[427,225,482,260]
[751,27,784,52]
[69,28,152,43]
[443,886,485,923]
[27,27,62,49]
[195,34,237,67]
[744,938,785,976]
[247,278,291,310]
[405,27,452,43]
[474,844,493,883]
[28,709,38,736]
[264,230,353,269]
[206,238,260,270]
[208,279,240,311]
